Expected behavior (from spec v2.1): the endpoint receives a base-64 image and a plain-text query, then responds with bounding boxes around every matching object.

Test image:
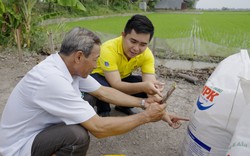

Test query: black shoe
[98,111,110,117]
[114,106,136,115]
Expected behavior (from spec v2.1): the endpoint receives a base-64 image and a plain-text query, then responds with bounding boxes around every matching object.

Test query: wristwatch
[140,99,146,110]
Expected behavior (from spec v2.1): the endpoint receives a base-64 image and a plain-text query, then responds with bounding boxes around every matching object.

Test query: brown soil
[0,51,214,156]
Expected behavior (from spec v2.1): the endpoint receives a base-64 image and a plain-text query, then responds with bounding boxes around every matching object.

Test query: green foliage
[53,0,86,11]
[147,0,160,10]
[110,0,130,11]
[77,0,141,16]
[28,26,46,50]
[0,0,22,47]
[80,2,114,16]
[21,0,37,48]
[1,0,143,51]
[186,0,196,9]
[0,0,5,13]
[0,0,87,51]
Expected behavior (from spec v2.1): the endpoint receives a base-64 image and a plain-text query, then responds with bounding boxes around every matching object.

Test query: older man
[0,27,187,156]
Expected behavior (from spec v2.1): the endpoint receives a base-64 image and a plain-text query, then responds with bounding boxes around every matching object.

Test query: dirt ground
[0,51,211,156]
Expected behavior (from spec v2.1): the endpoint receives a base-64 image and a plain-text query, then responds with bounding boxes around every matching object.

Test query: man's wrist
[140,99,146,110]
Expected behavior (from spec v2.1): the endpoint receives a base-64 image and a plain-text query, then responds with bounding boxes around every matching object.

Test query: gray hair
[59,27,101,57]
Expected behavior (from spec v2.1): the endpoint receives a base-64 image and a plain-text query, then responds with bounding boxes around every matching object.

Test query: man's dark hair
[124,14,154,41]
[59,27,101,57]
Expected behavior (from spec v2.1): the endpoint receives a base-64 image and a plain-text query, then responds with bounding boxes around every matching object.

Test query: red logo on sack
[202,86,219,102]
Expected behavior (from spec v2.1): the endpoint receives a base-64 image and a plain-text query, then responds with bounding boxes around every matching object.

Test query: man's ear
[122,32,126,37]
[74,51,83,64]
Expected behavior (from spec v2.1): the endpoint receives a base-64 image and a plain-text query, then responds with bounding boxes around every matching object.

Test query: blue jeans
[90,73,147,114]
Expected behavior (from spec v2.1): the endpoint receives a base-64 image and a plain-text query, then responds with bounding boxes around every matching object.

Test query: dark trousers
[90,73,147,114]
[31,123,90,156]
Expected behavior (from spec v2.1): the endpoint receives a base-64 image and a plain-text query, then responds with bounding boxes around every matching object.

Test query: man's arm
[104,71,163,96]
[81,102,167,138]
[89,85,156,108]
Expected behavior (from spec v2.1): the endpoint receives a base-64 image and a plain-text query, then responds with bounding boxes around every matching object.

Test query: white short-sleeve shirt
[0,53,100,156]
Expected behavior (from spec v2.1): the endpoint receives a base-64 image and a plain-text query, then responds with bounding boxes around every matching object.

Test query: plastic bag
[226,77,250,156]
[181,49,250,156]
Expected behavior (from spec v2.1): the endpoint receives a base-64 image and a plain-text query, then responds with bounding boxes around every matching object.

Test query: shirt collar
[53,52,73,83]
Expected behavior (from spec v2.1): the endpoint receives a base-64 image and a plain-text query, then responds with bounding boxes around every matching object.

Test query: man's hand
[143,102,167,122]
[146,94,163,103]
[162,111,189,129]
[154,81,165,92]
[143,94,164,109]
[143,81,164,97]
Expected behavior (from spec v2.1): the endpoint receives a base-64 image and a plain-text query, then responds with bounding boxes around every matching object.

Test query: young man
[91,14,164,116]
[0,27,187,156]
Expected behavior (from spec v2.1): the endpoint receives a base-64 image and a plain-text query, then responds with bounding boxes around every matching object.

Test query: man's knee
[67,125,90,145]
[55,125,90,155]
[32,124,90,156]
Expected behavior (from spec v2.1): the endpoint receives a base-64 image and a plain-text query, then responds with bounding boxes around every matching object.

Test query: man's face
[122,29,150,60]
[77,44,100,78]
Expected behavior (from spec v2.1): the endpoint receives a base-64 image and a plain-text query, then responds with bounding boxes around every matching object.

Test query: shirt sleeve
[141,49,155,74]
[99,46,119,72]
[34,74,96,125]
[79,75,101,92]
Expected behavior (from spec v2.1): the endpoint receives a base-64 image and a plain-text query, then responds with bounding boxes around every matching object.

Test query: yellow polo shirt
[92,36,155,79]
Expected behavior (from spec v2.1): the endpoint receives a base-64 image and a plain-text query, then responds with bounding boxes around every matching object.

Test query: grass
[45,11,250,60]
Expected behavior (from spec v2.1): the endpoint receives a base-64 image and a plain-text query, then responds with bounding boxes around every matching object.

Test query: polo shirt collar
[53,52,73,83]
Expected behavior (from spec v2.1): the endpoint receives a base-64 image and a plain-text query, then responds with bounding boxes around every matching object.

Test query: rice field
[148,11,250,58]
[47,11,250,59]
